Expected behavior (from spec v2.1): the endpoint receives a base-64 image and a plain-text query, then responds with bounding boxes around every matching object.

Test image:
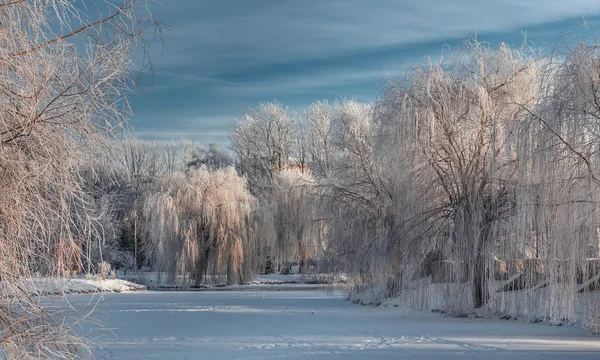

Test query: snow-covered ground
[9,277,145,296]
[252,273,347,285]
[348,281,600,331]
[64,287,600,359]
[251,274,303,284]
[117,272,345,288]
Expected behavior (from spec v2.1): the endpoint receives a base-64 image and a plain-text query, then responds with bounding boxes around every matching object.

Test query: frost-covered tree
[306,101,334,177]
[109,139,208,271]
[271,169,320,272]
[304,99,389,281]
[231,102,297,196]
[231,102,316,271]
[0,0,159,357]
[377,41,540,308]
[187,143,233,170]
[142,166,257,285]
[500,37,600,326]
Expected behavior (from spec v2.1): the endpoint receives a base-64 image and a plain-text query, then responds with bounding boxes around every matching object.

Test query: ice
[61,288,600,359]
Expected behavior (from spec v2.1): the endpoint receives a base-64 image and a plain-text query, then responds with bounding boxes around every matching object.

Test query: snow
[348,281,600,330]
[251,273,346,285]
[251,274,302,284]
[115,272,344,289]
[16,277,146,295]
[62,287,600,359]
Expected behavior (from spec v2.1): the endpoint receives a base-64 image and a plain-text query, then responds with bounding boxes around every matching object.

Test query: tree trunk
[226,248,234,286]
[455,205,489,309]
[472,235,489,308]
[195,226,211,286]
[472,252,488,308]
[298,239,307,273]
[195,248,210,286]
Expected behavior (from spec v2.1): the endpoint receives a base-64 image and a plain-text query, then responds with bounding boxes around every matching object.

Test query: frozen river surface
[67,288,600,359]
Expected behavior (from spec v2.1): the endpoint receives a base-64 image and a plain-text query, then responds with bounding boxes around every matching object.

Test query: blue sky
[128,0,600,147]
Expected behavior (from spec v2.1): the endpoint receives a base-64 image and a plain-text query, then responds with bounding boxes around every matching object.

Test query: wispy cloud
[129,0,600,143]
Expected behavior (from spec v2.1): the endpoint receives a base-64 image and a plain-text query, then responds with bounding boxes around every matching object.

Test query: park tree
[142,166,256,286]
[0,0,159,357]
[231,102,297,196]
[376,41,540,308]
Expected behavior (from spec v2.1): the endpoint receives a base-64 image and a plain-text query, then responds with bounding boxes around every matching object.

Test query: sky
[128,0,600,148]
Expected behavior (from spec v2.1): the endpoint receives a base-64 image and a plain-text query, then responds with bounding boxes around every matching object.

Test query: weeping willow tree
[271,169,321,272]
[305,99,391,287]
[0,0,158,358]
[142,166,257,286]
[375,40,541,309]
[231,101,321,272]
[495,37,600,330]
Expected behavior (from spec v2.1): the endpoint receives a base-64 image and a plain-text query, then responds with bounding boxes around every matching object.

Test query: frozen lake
[65,288,600,359]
